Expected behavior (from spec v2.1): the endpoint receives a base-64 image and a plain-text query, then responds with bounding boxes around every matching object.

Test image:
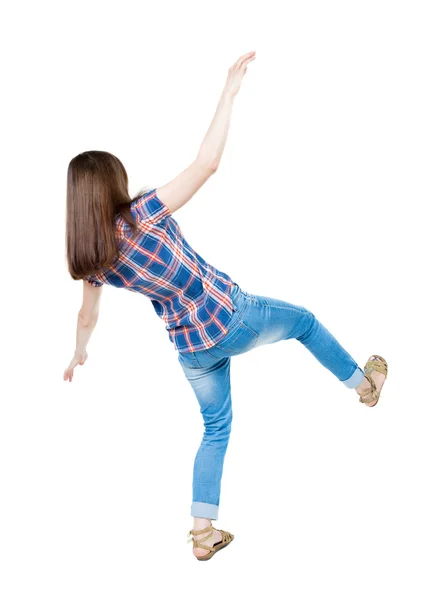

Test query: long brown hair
[66,150,146,281]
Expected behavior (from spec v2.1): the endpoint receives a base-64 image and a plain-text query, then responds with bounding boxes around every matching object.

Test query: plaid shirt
[84,189,237,353]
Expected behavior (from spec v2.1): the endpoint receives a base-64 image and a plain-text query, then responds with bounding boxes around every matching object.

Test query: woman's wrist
[220,86,235,103]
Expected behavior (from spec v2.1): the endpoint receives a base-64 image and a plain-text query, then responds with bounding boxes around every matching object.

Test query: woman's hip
[179,285,315,368]
[228,286,316,349]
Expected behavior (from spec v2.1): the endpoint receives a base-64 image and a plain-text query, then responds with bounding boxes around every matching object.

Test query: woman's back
[85,189,238,353]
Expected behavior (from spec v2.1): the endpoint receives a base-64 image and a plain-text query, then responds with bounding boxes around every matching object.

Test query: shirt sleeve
[84,274,104,287]
[133,188,171,224]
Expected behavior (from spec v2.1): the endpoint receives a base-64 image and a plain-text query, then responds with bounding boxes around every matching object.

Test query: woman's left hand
[223,51,256,99]
[63,350,88,382]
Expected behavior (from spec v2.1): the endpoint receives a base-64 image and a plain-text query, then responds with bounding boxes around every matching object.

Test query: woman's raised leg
[236,290,367,389]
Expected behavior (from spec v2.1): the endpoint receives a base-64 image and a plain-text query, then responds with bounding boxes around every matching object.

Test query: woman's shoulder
[131,188,172,225]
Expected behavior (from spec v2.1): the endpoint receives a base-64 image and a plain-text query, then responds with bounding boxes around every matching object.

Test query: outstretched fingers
[232,51,256,71]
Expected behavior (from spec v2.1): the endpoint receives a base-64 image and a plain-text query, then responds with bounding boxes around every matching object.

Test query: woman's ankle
[355,376,370,395]
[193,517,212,530]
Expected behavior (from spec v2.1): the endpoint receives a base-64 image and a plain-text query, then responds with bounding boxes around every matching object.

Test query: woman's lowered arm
[63,280,102,382]
[156,51,256,215]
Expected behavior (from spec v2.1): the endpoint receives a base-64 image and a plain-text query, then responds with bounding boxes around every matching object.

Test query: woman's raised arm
[156,51,256,215]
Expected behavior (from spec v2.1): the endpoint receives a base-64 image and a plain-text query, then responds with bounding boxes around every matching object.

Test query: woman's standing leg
[177,350,233,557]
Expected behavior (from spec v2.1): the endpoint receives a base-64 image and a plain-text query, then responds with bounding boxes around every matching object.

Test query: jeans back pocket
[205,316,259,357]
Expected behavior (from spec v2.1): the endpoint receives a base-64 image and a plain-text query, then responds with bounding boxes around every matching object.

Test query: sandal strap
[189,536,214,551]
[219,529,233,544]
[188,525,213,536]
[360,355,388,404]
[358,372,378,403]
[364,355,388,377]
[186,526,234,552]
[187,525,214,550]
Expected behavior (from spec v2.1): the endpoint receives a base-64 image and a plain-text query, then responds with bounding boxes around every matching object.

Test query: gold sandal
[358,355,388,407]
[187,525,234,561]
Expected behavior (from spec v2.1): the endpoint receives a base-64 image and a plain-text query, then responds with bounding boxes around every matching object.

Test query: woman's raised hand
[223,51,256,99]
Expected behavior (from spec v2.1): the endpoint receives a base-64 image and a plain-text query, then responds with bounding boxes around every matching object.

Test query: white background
[1,0,446,598]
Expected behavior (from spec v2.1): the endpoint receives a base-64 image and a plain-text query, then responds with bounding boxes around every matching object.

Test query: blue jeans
[177,283,365,520]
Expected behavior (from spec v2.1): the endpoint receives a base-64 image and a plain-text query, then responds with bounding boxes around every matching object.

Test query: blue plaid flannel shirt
[84,189,237,353]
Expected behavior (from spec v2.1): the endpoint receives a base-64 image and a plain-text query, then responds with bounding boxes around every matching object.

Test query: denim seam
[237,319,260,340]
[213,314,259,352]
[260,304,310,314]
[214,290,251,343]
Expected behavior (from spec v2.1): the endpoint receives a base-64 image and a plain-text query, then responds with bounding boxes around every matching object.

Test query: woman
[63,51,388,561]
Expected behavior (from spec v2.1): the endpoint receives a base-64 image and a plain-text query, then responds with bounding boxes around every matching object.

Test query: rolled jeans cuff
[341,365,365,389]
[191,501,219,520]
